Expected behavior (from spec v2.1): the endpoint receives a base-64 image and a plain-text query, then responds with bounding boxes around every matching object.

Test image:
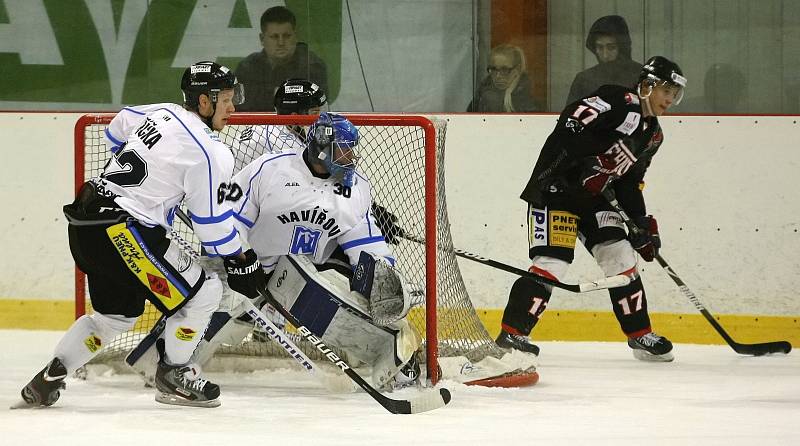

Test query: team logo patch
[583,96,611,113]
[624,93,640,105]
[615,112,641,136]
[203,127,220,141]
[147,273,172,299]
[565,117,584,134]
[175,250,192,273]
[83,334,102,353]
[175,327,197,341]
[290,226,322,255]
[528,207,548,248]
[190,64,212,74]
[549,211,578,248]
[596,211,625,229]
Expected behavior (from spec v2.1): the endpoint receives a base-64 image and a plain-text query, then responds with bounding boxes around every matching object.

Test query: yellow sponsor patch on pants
[106,222,186,311]
[549,211,578,248]
[84,334,102,353]
[175,327,197,341]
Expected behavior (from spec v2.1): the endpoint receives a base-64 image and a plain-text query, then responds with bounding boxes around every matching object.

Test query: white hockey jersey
[231,151,394,271]
[234,124,306,167]
[99,103,243,257]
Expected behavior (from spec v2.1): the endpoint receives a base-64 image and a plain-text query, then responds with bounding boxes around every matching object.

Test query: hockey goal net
[74,113,536,387]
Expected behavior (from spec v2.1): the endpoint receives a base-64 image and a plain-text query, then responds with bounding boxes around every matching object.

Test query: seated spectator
[566,15,642,105]
[468,44,541,112]
[678,63,746,113]
[235,6,328,112]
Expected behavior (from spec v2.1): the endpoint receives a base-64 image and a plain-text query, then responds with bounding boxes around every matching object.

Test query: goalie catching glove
[223,249,268,299]
[629,215,660,262]
[351,251,411,326]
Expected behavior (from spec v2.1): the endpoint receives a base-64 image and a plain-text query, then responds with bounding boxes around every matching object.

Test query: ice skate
[628,332,674,362]
[495,329,540,356]
[13,357,68,409]
[154,362,220,408]
[391,352,422,390]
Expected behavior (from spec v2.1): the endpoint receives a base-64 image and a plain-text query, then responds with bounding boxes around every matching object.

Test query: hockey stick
[602,190,792,356]
[400,233,630,293]
[173,208,451,413]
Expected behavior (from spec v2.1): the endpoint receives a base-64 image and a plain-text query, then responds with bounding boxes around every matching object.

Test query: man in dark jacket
[566,15,642,106]
[236,6,328,112]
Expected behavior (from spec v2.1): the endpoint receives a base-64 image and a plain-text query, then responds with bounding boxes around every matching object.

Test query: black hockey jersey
[520,84,664,216]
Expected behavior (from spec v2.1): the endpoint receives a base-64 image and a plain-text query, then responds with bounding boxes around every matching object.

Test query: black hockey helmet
[274,79,327,115]
[638,56,687,104]
[181,61,244,108]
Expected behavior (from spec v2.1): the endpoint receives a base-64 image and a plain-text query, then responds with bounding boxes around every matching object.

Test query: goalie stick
[172,208,452,414]
[602,190,792,356]
[400,233,630,293]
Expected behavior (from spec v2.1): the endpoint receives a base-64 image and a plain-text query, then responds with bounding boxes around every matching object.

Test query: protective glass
[487,65,519,76]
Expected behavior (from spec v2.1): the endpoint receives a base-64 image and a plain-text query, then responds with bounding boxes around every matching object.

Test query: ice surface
[1,330,798,445]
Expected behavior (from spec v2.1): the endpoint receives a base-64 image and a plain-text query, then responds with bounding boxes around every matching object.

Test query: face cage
[322,140,359,187]
[637,77,685,106]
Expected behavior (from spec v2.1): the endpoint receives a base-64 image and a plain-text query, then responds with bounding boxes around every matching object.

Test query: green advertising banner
[0,0,341,108]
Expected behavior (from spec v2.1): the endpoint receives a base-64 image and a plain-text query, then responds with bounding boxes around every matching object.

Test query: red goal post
[73,112,536,388]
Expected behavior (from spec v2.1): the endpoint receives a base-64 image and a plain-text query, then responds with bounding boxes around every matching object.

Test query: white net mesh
[75,113,508,382]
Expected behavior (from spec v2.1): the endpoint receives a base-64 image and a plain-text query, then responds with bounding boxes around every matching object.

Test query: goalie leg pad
[351,251,410,326]
[269,255,422,387]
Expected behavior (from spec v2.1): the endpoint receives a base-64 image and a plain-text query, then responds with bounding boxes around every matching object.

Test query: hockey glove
[629,215,660,262]
[580,141,638,195]
[371,203,405,245]
[223,249,268,300]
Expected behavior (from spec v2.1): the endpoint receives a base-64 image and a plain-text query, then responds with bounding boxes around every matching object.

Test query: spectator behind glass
[566,15,641,105]
[235,6,328,111]
[677,63,747,113]
[467,44,541,112]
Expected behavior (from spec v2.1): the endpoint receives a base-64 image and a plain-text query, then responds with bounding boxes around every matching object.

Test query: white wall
[0,114,80,301]
[1,112,798,316]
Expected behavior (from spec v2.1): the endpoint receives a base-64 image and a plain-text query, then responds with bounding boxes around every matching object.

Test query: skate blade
[632,348,674,362]
[9,399,51,410]
[155,392,221,408]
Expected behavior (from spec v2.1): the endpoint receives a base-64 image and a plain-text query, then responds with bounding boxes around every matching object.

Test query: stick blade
[384,388,452,414]
[734,341,792,356]
[578,274,631,292]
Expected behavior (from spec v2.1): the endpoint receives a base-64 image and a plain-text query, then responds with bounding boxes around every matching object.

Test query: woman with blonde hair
[468,44,541,112]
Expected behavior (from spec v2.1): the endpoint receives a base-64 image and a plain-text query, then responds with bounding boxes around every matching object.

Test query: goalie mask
[637,56,687,105]
[307,112,360,187]
[274,79,327,115]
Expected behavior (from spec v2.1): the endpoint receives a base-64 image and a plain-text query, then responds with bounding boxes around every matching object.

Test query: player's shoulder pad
[593,85,642,111]
[592,85,643,135]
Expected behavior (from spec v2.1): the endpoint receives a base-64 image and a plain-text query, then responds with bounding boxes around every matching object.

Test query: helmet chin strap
[637,83,655,117]
[200,102,217,129]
